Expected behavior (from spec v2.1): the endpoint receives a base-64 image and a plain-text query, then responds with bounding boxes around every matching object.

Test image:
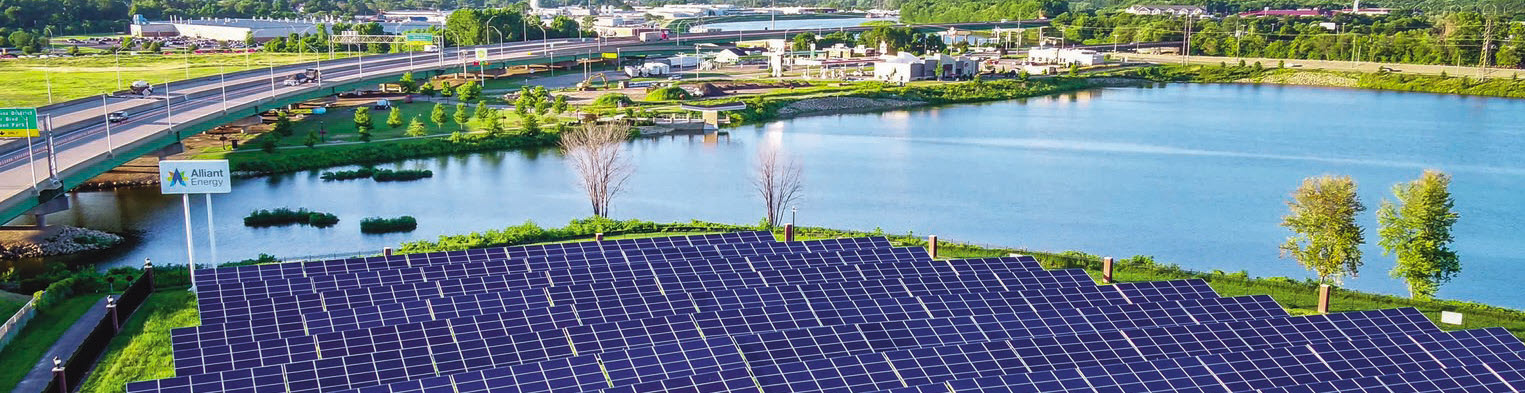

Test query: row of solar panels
[130,231,1525,393]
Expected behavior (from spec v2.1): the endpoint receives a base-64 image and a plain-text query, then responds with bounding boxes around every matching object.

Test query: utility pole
[1481,13,1496,76]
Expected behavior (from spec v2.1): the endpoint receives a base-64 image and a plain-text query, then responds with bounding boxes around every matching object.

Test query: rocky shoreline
[0,226,124,259]
[775,97,926,118]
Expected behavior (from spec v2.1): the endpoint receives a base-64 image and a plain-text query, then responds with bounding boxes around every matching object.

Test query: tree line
[1281,170,1460,300]
[1049,11,1525,68]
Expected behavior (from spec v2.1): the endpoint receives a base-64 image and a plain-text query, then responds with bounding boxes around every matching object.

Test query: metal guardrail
[0,295,38,350]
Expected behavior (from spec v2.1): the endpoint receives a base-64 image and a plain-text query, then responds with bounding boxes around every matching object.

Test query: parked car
[107,111,128,122]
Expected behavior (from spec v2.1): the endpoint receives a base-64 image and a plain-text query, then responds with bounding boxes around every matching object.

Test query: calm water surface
[29,83,1525,308]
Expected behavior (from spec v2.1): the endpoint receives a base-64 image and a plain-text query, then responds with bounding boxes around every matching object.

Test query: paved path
[11,295,106,393]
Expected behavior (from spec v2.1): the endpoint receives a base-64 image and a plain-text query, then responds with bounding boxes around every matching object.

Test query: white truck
[637,31,667,42]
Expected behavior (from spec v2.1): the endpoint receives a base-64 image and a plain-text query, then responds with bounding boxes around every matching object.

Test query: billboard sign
[160,160,232,194]
[0,108,39,138]
[475,48,489,60]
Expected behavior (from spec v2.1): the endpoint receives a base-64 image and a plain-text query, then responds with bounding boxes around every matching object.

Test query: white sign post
[160,160,232,293]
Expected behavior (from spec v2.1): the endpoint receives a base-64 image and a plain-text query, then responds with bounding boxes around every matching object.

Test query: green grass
[212,101,573,153]
[0,294,103,392]
[0,52,357,107]
[77,291,197,393]
[0,291,29,320]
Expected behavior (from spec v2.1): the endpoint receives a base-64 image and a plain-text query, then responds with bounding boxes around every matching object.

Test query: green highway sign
[405,33,434,43]
[0,108,38,138]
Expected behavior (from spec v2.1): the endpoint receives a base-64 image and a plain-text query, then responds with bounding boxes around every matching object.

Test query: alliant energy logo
[159,160,232,194]
[164,169,189,187]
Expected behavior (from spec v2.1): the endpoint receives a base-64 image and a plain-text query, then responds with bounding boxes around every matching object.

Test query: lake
[24,83,1525,308]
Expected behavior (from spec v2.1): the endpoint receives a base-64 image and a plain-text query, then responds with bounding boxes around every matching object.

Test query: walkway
[11,295,106,393]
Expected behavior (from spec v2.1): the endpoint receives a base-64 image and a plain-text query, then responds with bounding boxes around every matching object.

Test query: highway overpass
[0,20,1048,224]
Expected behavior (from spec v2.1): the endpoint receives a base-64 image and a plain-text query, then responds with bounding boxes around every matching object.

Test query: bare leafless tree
[561,121,635,217]
[753,147,803,228]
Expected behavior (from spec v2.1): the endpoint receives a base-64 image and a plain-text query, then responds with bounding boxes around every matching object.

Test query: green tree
[1019,69,1030,81]
[1280,175,1367,284]
[1068,63,1079,77]
[457,80,481,101]
[353,107,373,130]
[272,113,294,136]
[358,126,372,142]
[430,103,447,130]
[552,95,569,114]
[1378,170,1461,300]
[485,116,506,136]
[405,117,428,137]
[398,72,418,93]
[420,82,437,98]
[259,136,278,153]
[386,106,403,128]
[474,101,491,120]
[146,41,162,52]
[453,103,469,131]
[521,114,540,135]
[303,131,319,148]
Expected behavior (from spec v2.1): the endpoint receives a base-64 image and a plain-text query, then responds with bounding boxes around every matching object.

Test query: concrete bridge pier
[24,195,69,228]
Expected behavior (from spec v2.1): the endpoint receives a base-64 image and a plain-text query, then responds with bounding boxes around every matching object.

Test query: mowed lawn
[0,52,356,107]
[77,291,198,393]
[0,294,102,392]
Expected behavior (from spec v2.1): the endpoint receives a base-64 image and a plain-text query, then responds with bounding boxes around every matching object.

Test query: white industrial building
[1027,47,1106,66]
[873,52,977,83]
[130,16,440,42]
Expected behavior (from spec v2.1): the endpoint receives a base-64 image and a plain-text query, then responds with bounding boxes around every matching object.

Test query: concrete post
[106,296,119,332]
[928,235,939,259]
[50,356,65,393]
[1102,257,1115,284]
[595,233,604,242]
[1317,284,1332,314]
[142,258,154,289]
[784,224,794,242]
[383,247,393,257]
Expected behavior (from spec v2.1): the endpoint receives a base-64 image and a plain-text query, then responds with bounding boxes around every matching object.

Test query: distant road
[1119,53,1522,79]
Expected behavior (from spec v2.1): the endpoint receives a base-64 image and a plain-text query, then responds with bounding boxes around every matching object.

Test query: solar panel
[174,267,1093,352]
[135,231,1525,393]
[197,238,901,323]
[884,327,1525,393]
[194,231,775,284]
[197,254,1044,326]
[748,308,1437,392]
[173,268,1100,374]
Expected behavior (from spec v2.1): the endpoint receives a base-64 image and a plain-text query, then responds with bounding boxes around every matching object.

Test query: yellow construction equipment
[577,73,610,91]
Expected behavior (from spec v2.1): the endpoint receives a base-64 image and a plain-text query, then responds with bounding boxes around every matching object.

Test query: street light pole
[101,94,114,156]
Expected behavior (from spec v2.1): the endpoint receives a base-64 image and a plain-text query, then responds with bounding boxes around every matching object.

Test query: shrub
[646,86,692,101]
[372,169,433,182]
[243,208,339,228]
[592,93,634,107]
[320,167,376,181]
[360,216,419,233]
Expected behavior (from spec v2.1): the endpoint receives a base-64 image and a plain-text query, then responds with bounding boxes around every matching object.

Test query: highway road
[0,20,1046,222]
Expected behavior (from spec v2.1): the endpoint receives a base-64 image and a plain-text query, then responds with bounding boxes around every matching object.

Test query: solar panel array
[126,230,1525,393]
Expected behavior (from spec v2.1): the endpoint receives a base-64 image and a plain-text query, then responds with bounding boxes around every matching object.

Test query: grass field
[195,100,572,156]
[0,290,29,321]
[0,52,356,107]
[0,294,103,392]
[77,291,198,393]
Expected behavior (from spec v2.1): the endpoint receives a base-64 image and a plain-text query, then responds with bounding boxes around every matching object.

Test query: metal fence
[43,266,154,393]
[0,295,38,350]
